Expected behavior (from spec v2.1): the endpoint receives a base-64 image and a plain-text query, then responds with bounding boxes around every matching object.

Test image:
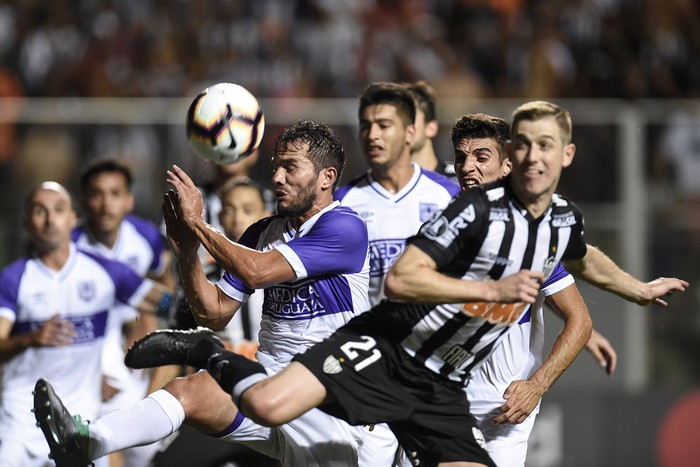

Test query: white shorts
[358,423,400,467]
[472,408,538,467]
[220,406,366,466]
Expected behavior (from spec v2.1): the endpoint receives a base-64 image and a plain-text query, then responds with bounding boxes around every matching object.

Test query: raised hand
[165,165,206,230]
[639,277,689,306]
[490,270,544,304]
[586,329,617,375]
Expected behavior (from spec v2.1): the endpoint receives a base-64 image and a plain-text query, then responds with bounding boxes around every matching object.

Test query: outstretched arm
[166,165,294,290]
[563,245,688,306]
[162,188,240,330]
[493,284,592,425]
[385,244,543,305]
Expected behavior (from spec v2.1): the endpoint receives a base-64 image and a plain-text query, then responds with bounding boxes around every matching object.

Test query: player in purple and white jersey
[335,82,458,465]
[0,182,169,467]
[72,158,174,467]
[110,101,687,467]
[35,120,371,467]
[336,82,459,307]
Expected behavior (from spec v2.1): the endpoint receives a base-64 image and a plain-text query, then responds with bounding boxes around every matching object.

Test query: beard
[276,185,317,218]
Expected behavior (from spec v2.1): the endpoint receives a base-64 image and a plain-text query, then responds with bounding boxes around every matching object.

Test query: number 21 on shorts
[340,336,382,372]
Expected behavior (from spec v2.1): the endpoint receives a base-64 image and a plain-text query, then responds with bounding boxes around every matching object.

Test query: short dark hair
[274,120,345,189]
[450,114,511,163]
[218,176,266,205]
[80,158,133,193]
[406,80,437,122]
[358,82,416,128]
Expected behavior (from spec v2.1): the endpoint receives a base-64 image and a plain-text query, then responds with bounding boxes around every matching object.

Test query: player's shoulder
[334,172,370,202]
[550,192,585,223]
[123,214,161,236]
[418,167,460,197]
[0,256,30,281]
[76,246,134,275]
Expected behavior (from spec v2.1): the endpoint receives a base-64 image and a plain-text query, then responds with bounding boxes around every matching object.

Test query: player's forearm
[190,218,283,289]
[385,263,493,304]
[529,309,592,394]
[565,246,646,303]
[178,256,237,330]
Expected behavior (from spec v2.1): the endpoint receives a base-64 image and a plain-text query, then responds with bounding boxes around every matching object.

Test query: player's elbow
[384,269,410,301]
[240,387,289,427]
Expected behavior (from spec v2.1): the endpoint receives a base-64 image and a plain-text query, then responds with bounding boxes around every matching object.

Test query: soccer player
[335,81,459,465]
[72,158,174,467]
[448,113,602,466]
[132,100,686,467]
[35,120,371,467]
[406,80,457,181]
[0,182,169,467]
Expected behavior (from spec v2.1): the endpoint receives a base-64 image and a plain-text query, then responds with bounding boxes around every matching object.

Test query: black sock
[206,351,266,396]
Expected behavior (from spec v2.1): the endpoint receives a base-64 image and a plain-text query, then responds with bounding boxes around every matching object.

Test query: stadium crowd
[0,0,698,100]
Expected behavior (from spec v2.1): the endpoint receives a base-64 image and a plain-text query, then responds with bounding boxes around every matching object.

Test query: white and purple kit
[0,244,151,465]
[213,201,372,466]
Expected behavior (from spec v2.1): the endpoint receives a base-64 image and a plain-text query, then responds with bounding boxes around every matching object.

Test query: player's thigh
[165,370,238,432]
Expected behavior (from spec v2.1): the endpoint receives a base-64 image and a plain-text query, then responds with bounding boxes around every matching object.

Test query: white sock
[89,390,185,459]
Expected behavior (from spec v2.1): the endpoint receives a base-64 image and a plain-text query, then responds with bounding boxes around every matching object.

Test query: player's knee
[165,371,222,422]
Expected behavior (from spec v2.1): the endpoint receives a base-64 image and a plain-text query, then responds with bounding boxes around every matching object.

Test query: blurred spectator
[0,0,696,99]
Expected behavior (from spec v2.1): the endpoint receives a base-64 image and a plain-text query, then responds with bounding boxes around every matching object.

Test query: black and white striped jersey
[376,177,588,385]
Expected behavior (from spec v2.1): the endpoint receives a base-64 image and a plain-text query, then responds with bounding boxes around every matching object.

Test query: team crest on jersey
[78,281,95,301]
[323,355,343,374]
[542,255,557,279]
[419,202,439,222]
[126,255,140,271]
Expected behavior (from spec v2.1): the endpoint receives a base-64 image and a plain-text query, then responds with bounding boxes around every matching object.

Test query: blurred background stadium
[0,1,698,465]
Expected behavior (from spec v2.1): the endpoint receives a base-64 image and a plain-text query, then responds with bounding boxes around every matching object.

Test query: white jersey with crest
[217,201,371,371]
[335,165,458,467]
[72,214,167,418]
[335,163,459,307]
[214,201,372,465]
[0,244,151,460]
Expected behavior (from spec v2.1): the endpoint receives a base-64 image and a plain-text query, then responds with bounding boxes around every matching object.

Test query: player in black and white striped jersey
[127,101,688,467]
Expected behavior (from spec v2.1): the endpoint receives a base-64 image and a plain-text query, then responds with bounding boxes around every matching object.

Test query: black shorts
[293,315,495,467]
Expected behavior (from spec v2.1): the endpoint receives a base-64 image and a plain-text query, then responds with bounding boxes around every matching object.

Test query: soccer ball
[185,82,265,165]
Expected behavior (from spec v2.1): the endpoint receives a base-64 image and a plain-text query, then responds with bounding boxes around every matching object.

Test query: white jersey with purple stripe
[72,214,167,280]
[335,164,459,307]
[466,262,575,415]
[216,201,370,370]
[0,244,151,457]
[72,214,166,400]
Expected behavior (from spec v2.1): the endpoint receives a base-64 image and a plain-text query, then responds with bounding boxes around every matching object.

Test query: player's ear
[501,159,512,177]
[562,143,576,168]
[425,119,439,139]
[320,166,337,191]
[405,123,416,147]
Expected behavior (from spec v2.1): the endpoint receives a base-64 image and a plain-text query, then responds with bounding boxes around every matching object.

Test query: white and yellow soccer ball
[185,82,265,165]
